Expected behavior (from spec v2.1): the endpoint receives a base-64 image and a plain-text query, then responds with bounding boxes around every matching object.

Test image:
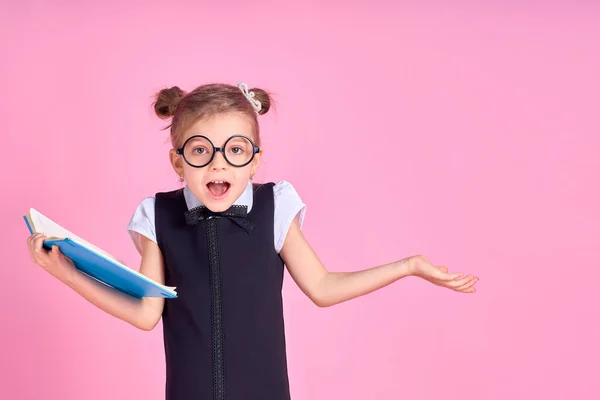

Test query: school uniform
[127,180,306,400]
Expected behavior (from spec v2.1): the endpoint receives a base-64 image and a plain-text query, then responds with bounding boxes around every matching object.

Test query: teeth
[212,181,225,184]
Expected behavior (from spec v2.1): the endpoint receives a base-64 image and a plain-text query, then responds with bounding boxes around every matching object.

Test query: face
[169,112,261,212]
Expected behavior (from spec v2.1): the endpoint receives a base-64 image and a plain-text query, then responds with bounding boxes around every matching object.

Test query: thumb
[52,246,74,266]
[51,245,66,261]
[436,265,449,273]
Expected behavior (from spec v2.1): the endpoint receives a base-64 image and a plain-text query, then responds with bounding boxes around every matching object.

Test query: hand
[408,254,478,293]
[27,233,77,284]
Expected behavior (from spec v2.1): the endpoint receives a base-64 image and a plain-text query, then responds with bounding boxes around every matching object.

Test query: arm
[280,219,477,307]
[27,233,165,331]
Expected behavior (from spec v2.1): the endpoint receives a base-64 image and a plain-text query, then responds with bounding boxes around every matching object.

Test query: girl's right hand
[27,233,78,284]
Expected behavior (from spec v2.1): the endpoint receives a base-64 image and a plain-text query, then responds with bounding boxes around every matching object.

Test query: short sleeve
[126,196,157,255]
[273,180,307,253]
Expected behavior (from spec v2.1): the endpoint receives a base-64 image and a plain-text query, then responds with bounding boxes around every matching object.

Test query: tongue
[207,182,229,196]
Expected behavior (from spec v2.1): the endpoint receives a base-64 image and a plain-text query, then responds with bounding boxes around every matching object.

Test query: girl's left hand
[408,255,478,293]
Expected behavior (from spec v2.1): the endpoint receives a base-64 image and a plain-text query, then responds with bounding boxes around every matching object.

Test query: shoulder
[126,188,184,255]
[267,180,305,215]
[273,180,299,198]
[271,180,307,253]
[273,180,305,213]
[133,196,156,214]
[127,195,158,255]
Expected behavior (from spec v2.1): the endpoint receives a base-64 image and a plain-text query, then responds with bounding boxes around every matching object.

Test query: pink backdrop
[1,1,599,399]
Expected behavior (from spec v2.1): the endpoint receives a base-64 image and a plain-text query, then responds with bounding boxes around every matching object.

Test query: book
[24,208,177,299]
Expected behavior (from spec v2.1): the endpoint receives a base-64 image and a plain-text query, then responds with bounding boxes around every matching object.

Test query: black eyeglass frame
[176,134,261,168]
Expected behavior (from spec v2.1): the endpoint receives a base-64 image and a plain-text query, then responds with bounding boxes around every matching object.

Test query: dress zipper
[206,218,225,400]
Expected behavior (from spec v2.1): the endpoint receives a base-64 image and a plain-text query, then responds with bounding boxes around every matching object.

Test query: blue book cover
[24,208,177,299]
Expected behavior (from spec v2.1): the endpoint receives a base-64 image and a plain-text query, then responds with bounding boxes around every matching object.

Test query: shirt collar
[183,181,254,212]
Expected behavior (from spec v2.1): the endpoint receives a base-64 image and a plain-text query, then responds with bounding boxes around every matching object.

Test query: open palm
[410,255,478,293]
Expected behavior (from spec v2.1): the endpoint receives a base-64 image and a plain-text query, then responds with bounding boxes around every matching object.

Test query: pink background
[1,1,599,399]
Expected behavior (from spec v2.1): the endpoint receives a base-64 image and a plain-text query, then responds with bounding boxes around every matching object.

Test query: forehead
[182,112,255,145]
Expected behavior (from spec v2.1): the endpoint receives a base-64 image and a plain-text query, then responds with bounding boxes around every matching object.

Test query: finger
[437,274,473,288]
[456,277,479,292]
[432,270,464,281]
[31,235,49,264]
[27,235,37,261]
[50,245,59,259]
[50,245,67,262]
[454,276,478,291]
[33,234,47,253]
[51,245,74,266]
[27,233,43,249]
[28,234,42,257]
[455,275,476,288]
[436,265,449,273]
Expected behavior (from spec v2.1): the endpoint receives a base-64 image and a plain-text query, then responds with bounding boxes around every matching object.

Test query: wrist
[59,266,79,289]
[404,255,423,277]
[394,257,414,278]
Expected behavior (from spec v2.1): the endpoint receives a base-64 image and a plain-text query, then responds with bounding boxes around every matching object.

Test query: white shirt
[127,180,307,255]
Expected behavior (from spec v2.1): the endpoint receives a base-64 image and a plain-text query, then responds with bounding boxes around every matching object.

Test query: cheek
[235,166,253,179]
[183,166,208,181]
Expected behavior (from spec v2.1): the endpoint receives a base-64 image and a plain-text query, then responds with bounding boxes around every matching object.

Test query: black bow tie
[184,205,255,233]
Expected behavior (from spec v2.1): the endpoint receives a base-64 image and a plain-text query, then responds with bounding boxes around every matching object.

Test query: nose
[209,149,228,170]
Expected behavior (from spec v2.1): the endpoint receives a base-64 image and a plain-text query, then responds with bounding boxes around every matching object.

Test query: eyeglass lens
[182,136,255,167]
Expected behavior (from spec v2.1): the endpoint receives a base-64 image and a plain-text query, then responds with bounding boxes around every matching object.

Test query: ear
[250,150,262,177]
[169,148,185,179]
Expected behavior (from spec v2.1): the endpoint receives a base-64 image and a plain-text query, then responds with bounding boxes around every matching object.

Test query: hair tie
[237,82,262,113]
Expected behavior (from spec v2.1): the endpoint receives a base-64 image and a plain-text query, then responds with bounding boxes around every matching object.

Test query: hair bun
[249,87,272,115]
[154,86,187,119]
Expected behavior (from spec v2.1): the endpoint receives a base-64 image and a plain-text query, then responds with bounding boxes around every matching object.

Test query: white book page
[30,208,120,262]
[29,208,176,293]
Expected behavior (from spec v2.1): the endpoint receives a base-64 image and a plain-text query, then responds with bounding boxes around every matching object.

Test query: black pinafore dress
[154,182,291,400]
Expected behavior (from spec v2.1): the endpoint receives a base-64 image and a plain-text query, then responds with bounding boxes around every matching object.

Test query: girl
[26,82,478,400]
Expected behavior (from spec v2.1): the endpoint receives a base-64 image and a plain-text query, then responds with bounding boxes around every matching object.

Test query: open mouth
[206,180,231,199]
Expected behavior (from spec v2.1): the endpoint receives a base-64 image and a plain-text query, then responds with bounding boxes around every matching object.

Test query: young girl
[26,82,478,400]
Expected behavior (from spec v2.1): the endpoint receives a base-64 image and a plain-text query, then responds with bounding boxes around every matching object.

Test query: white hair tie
[237,82,262,113]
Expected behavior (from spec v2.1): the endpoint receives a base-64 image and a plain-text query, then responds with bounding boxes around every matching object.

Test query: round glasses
[176,135,260,168]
